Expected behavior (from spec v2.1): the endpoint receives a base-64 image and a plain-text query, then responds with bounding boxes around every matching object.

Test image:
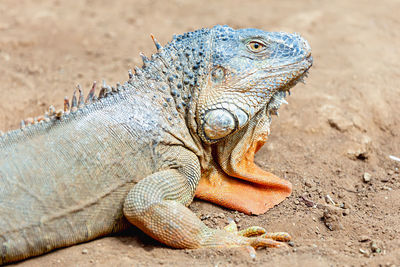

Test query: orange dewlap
[195,138,292,215]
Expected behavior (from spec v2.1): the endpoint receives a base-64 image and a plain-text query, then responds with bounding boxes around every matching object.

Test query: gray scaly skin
[0,25,312,264]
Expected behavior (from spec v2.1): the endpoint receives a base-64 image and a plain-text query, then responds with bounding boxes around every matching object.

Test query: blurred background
[0,0,399,266]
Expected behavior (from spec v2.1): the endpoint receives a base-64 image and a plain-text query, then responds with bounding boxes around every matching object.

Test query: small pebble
[370,241,381,253]
[304,180,313,188]
[343,209,350,216]
[325,194,335,205]
[82,249,88,255]
[359,235,370,242]
[381,177,390,182]
[343,202,352,209]
[322,205,344,231]
[294,199,300,205]
[363,172,371,183]
[288,241,295,247]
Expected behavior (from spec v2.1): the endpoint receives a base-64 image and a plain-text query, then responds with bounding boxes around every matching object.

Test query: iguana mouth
[267,55,312,114]
[280,54,313,91]
[281,68,310,92]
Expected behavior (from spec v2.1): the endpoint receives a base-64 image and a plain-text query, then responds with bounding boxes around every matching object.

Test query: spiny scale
[98,82,106,99]
[133,67,142,77]
[77,85,84,108]
[140,53,150,66]
[71,89,78,112]
[85,81,97,104]
[101,80,112,97]
[56,109,64,118]
[150,34,163,51]
[64,97,70,112]
[116,82,122,91]
[49,105,55,116]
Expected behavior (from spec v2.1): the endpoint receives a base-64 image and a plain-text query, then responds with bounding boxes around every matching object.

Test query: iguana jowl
[0,25,312,264]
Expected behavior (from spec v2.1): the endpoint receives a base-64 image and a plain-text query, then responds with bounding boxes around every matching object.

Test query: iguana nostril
[203,109,235,140]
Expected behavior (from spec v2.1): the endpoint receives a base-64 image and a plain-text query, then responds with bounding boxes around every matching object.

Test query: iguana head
[194,25,312,144]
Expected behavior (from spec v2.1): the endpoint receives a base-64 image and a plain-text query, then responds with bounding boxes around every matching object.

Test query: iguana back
[0,84,192,262]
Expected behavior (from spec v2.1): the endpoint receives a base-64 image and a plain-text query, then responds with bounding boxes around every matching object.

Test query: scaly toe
[249,237,289,249]
[237,226,266,237]
[261,232,291,242]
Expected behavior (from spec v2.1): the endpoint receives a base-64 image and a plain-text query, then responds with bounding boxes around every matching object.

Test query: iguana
[0,25,312,264]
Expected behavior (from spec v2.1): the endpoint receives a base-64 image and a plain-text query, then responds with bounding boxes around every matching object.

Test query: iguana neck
[130,28,213,117]
[129,28,214,165]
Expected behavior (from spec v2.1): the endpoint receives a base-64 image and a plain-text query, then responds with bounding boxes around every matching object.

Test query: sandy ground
[1,0,400,266]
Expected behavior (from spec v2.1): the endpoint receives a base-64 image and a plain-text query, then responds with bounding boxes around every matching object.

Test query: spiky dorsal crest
[2,27,212,136]
[13,78,128,132]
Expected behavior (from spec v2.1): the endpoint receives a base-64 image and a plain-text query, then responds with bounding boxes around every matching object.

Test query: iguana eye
[247,41,265,52]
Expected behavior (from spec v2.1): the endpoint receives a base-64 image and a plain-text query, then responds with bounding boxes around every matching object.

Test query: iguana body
[0,25,312,264]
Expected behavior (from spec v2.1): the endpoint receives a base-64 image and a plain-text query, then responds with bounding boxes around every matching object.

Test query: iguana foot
[203,220,291,250]
[222,219,291,249]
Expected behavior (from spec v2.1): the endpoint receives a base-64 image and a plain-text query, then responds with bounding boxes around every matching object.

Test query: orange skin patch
[195,137,292,215]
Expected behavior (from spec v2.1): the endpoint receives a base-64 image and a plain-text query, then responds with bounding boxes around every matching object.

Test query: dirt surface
[1,0,400,266]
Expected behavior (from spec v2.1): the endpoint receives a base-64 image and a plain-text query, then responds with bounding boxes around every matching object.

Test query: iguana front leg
[123,147,286,249]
